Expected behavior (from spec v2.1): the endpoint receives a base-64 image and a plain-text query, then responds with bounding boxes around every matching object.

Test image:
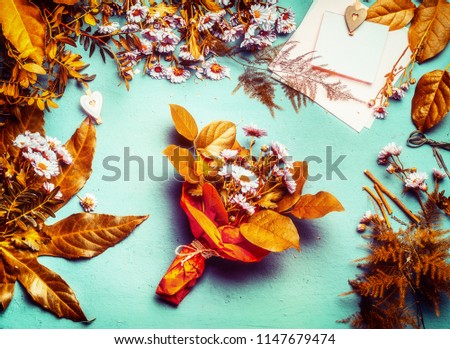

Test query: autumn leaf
[0,254,17,310]
[275,161,308,213]
[39,213,149,259]
[408,0,450,63]
[0,104,44,156]
[0,0,46,64]
[367,0,416,31]
[412,70,450,132]
[194,121,236,158]
[0,247,88,321]
[169,104,198,141]
[163,145,200,184]
[291,191,345,219]
[22,63,46,75]
[51,117,96,212]
[240,210,300,252]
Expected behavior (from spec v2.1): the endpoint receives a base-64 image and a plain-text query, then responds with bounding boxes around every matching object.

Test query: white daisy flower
[230,194,255,215]
[231,165,259,193]
[283,170,297,194]
[164,15,186,29]
[79,193,98,212]
[204,59,230,80]
[220,149,238,161]
[198,12,222,32]
[433,168,447,181]
[121,23,140,33]
[178,45,203,61]
[139,38,153,55]
[271,141,293,168]
[250,4,277,25]
[405,172,428,191]
[13,134,33,149]
[98,22,120,34]
[126,2,149,23]
[221,24,244,42]
[43,182,62,200]
[166,66,191,83]
[147,63,167,79]
[55,145,73,165]
[141,28,163,42]
[30,152,60,179]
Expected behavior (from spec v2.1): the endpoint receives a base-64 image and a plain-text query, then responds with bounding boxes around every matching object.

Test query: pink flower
[378,143,402,165]
[283,170,296,194]
[79,193,98,212]
[43,182,63,200]
[360,211,372,224]
[126,2,149,23]
[390,87,406,100]
[271,141,293,168]
[405,172,428,191]
[147,63,166,79]
[373,106,388,119]
[242,124,268,138]
[433,168,447,181]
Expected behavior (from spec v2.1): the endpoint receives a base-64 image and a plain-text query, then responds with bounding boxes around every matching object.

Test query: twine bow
[407,130,450,177]
[175,239,220,265]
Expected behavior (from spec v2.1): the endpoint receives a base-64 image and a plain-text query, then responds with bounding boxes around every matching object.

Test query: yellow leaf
[169,104,198,141]
[367,0,416,31]
[412,70,450,132]
[194,121,236,158]
[84,13,97,26]
[275,161,309,213]
[47,99,59,109]
[408,0,450,63]
[163,145,200,184]
[0,0,46,64]
[36,98,45,111]
[22,63,46,75]
[291,191,345,219]
[240,210,299,252]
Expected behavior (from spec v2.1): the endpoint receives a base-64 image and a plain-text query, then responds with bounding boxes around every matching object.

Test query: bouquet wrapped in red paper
[156,105,344,305]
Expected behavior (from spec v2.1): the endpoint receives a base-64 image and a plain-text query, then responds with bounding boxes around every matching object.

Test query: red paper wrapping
[156,183,270,305]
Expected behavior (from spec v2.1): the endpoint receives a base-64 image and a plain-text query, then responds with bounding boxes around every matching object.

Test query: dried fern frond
[232,68,282,117]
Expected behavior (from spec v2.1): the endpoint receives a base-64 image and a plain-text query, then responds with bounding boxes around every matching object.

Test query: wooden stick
[364,169,420,224]
[363,186,391,229]
[374,183,393,215]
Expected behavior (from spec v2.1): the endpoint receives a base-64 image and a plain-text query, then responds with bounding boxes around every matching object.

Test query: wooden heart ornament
[80,91,103,124]
[344,5,367,35]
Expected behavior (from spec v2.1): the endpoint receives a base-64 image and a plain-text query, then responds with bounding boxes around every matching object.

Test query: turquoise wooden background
[1,0,449,329]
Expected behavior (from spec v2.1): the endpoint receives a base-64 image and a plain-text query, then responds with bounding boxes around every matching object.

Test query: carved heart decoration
[80,91,103,124]
[344,5,367,35]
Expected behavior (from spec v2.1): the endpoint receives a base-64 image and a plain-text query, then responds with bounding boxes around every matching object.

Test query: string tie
[175,239,220,265]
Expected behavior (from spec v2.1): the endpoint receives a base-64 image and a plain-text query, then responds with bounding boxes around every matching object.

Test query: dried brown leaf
[408,0,450,63]
[240,210,299,252]
[291,191,345,219]
[39,213,149,259]
[194,121,236,158]
[412,70,450,132]
[51,117,96,212]
[169,104,198,141]
[367,0,416,31]
[0,253,17,310]
[0,0,46,64]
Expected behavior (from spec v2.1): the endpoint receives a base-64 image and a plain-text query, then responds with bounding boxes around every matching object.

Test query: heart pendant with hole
[80,91,103,124]
[344,5,367,35]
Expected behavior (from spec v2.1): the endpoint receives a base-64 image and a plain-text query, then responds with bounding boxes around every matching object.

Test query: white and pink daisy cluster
[13,131,72,180]
[215,124,297,219]
[377,143,402,165]
[97,1,296,84]
[405,172,428,191]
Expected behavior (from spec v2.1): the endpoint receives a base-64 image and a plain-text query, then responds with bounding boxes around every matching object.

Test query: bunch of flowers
[95,0,296,84]
[1,131,74,207]
[156,105,343,305]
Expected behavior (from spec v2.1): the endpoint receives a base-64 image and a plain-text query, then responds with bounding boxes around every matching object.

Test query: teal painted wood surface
[1,0,449,329]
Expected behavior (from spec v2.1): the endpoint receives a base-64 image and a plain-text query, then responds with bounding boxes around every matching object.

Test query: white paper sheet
[269,0,411,132]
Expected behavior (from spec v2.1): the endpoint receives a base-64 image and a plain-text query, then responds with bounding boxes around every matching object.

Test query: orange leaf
[51,117,96,212]
[240,210,299,252]
[0,253,17,310]
[163,145,200,184]
[0,0,46,64]
[408,0,450,63]
[291,191,345,219]
[202,183,228,226]
[276,161,308,213]
[194,121,236,158]
[53,0,79,4]
[22,63,46,75]
[0,248,88,321]
[39,213,149,259]
[412,70,450,132]
[367,0,416,31]
[169,104,198,141]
